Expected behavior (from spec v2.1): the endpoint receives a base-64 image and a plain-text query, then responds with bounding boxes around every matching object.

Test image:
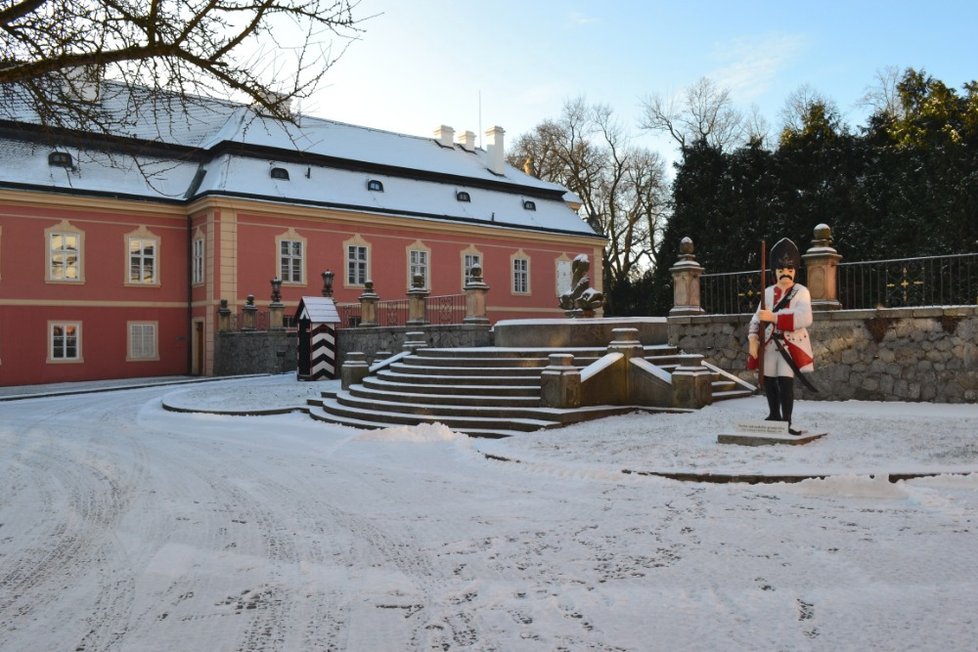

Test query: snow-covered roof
[0,83,601,239]
[295,297,340,324]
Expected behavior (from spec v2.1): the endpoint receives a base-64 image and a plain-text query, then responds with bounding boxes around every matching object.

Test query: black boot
[764,377,781,421]
[777,376,801,435]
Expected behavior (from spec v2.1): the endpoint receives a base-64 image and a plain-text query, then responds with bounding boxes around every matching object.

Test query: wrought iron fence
[226,309,268,331]
[700,270,768,314]
[426,294,466,324]
[335,294,466,328]
[336,302,362,327]
[838,253,978,309]
[700,252,978,313]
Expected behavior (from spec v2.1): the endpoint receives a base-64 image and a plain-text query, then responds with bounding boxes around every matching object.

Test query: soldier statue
[747,238,815,435]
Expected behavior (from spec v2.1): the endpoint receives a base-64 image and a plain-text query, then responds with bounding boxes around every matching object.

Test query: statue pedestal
[717,421,827,446]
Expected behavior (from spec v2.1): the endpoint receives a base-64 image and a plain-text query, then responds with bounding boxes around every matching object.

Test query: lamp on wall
[321,270,334,297]
[270,277,283,303]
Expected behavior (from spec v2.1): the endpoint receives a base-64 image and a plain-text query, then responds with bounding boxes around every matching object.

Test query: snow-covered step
[348,385,541,408]
[334,390,560,420]
[388,362,544,377]
[363,376,539,397]
[316,394,561,432]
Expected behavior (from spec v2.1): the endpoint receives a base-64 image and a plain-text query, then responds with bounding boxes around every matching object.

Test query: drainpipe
[186,212,193,375]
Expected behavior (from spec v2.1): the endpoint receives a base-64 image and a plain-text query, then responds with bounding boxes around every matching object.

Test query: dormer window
[456,191,471,202]
[367,179,384,192]
[522,200,536,211]
[48,151,73,168]
[270,167,290,180]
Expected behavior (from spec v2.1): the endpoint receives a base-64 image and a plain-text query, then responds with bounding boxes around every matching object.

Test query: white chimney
[63,65,103,103]
[485,125,505,175]
[434,125,455,148]
[457,130,476,152]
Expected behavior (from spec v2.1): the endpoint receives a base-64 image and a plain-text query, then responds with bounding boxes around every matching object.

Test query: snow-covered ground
[1,374,976,651]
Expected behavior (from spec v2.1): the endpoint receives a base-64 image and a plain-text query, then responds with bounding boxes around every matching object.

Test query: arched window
[367,179,384,191]
[456,191,471,202]
[522,200,536,211]
[270,167,290,180]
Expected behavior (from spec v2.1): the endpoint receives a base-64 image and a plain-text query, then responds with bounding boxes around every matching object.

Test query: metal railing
[426,294,466,324]
[335,294,466,328]
[700,252,978,313]
[700,270,767,314]
[838,253,978,309]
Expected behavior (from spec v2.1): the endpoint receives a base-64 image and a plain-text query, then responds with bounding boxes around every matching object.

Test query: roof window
[367,179,384,192]
[523,200,536,211]
[48,151,73,168]
[456,191,471,202]
[270,167,290,180]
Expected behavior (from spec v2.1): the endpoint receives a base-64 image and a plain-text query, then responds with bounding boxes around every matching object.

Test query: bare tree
[858,65,904,119]
[510,97,670,291]
[640,76,746,151]
[779,84,838,133]
[0,0,364,131]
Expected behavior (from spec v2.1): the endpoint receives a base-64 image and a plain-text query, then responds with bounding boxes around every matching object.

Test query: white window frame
[279,239,304,283]
[45,220,84,283]
[48,321,82,363]
[344,234,371,288]
[511,250,530,295]
[407,240,430,289]
[275,228,307,285]
[192,236,205,285]
[127,237,158,285]
[127,321,159,361]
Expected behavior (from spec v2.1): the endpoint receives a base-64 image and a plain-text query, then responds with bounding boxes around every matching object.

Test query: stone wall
[212,324,493,377]
[214,331,297,376]
[668,306,978,403]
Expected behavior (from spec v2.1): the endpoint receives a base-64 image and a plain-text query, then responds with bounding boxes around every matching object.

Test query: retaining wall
[213,331,297,376]
[668,306,978,403]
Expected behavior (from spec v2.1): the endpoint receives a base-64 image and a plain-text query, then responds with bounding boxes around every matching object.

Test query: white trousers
[762,344,795,378]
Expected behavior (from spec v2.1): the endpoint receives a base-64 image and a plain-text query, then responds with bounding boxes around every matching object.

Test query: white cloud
[566,10,598,26]
[708,33,808,103]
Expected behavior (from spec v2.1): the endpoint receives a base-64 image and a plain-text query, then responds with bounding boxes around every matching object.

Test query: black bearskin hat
[770,237,801,269]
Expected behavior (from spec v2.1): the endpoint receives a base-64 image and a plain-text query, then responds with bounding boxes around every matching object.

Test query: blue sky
[308,0,976,159]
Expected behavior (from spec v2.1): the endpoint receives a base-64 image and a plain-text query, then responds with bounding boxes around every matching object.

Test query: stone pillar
[669,237,705,316]
[402,331,428,353]
[463,263,490,324]
[218,298,231,332]
[358,281,379,327]
[539,353,581,408]
[340,351,370,389]
[241,294,257,331]
[268,277,284,330]
[671,353,713,409]
[407,274,429,326]
[607,328,644,361]
[802,223,843,311]
[607,328,644,401]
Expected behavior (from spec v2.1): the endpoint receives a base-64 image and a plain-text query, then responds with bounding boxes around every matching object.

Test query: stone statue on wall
[558,254,604,315]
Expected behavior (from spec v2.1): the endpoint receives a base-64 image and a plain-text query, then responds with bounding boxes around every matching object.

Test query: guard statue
[747,238,816,435]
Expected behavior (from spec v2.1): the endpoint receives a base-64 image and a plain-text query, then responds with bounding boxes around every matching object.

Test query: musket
[758,240,766,387]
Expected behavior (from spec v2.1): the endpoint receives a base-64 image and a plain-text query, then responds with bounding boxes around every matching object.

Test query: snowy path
[1,383,977,650]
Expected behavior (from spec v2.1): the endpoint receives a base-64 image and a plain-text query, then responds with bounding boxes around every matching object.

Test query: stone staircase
[307,344,754,438]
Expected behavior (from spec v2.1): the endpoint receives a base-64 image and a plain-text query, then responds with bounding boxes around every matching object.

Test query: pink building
[0,85,604,386]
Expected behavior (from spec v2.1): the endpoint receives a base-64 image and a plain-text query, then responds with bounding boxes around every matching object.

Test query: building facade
[0,85,604,386]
